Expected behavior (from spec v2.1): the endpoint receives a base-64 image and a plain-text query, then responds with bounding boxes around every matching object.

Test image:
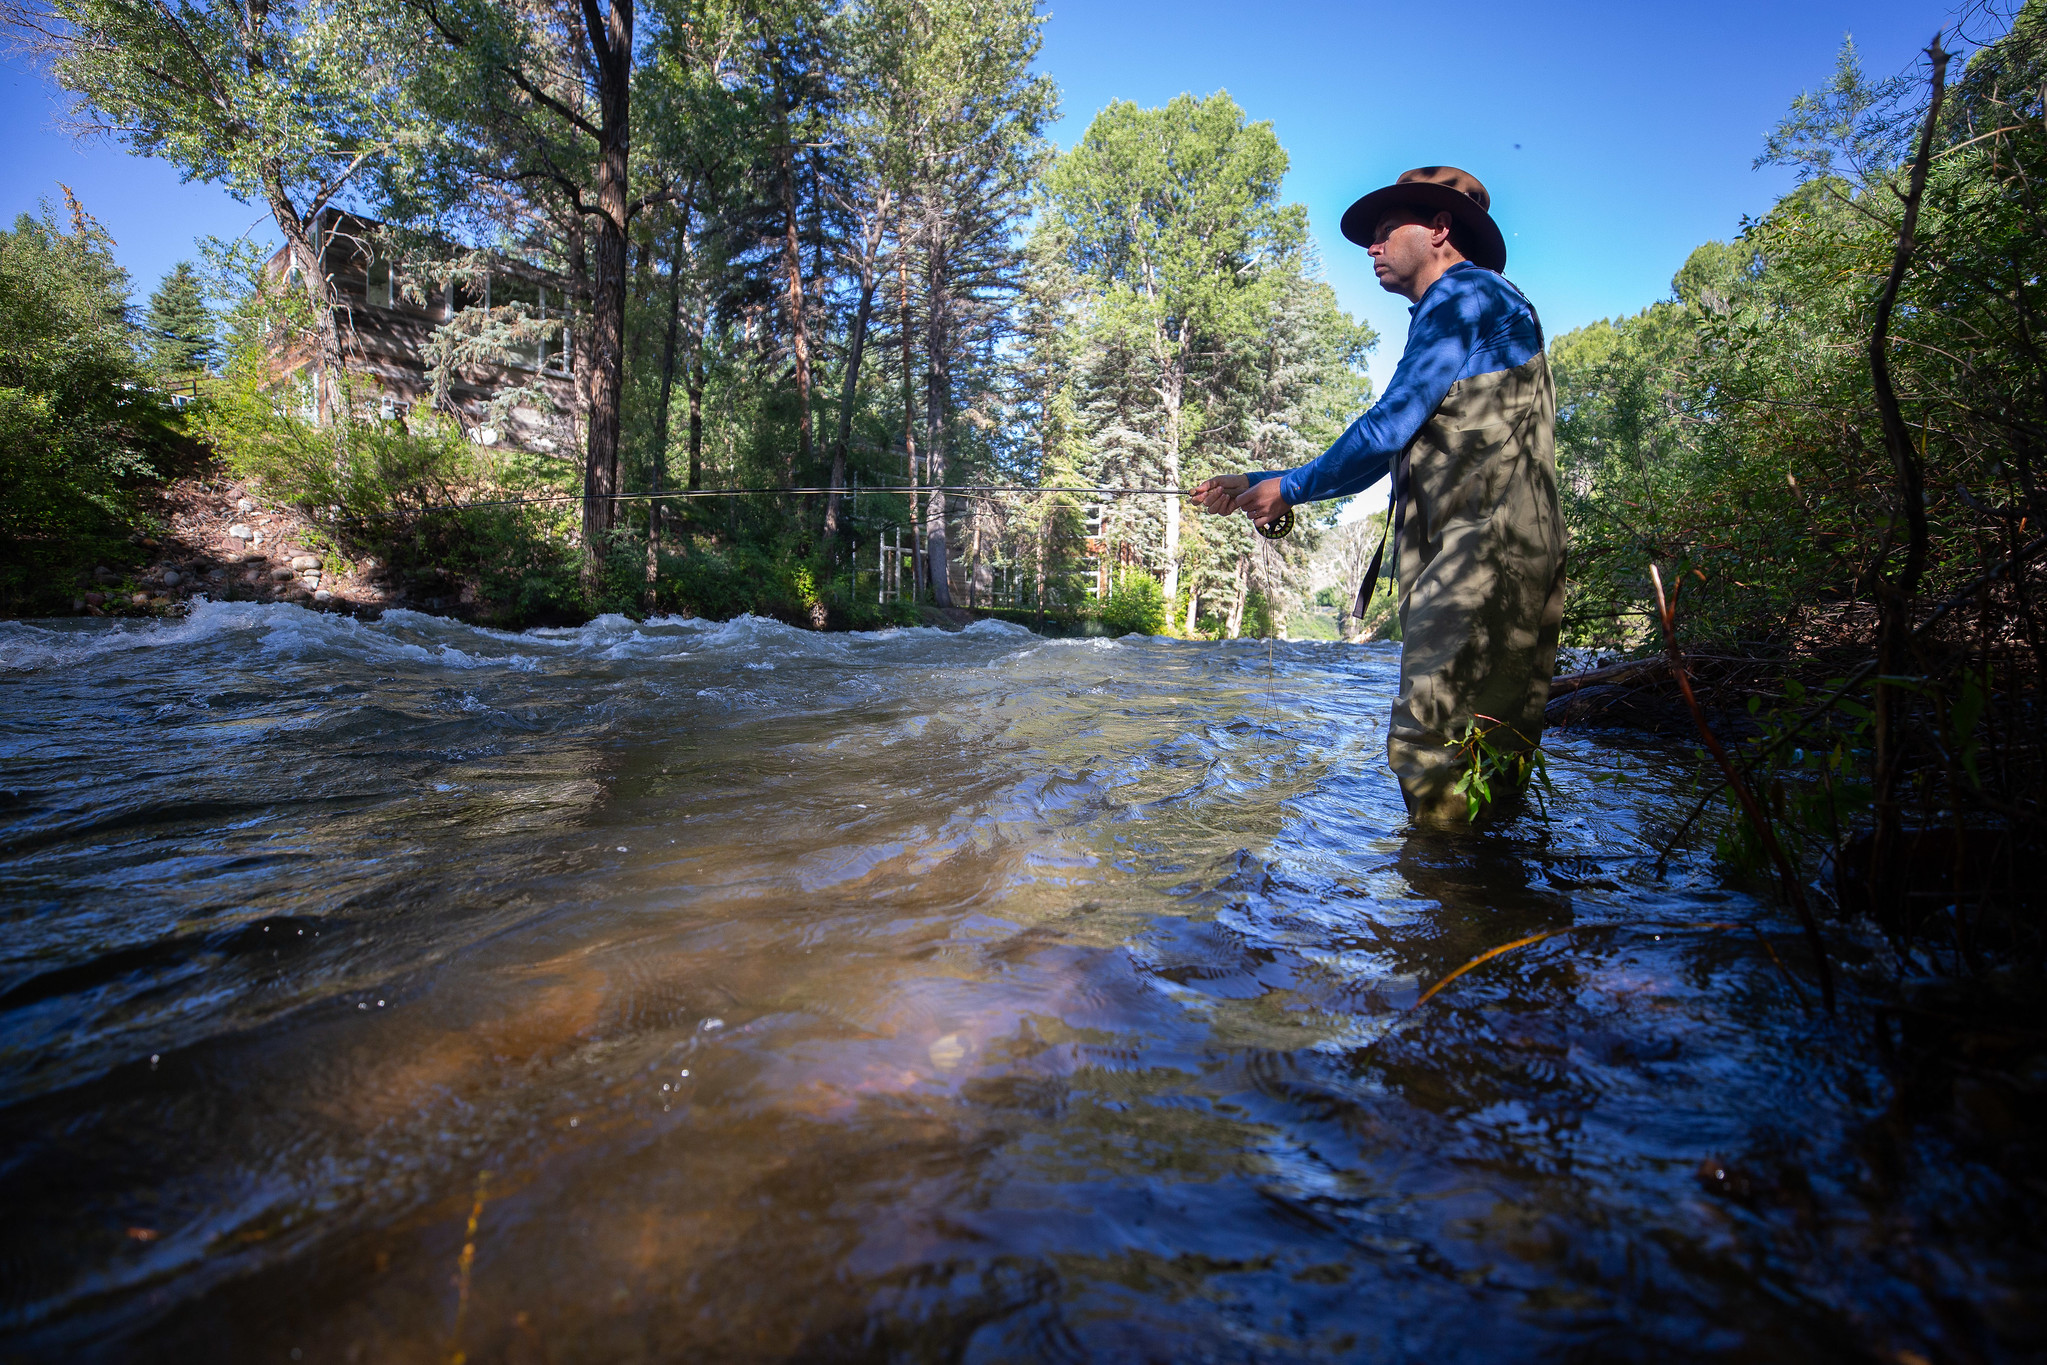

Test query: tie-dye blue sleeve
[1250,275,1489,505]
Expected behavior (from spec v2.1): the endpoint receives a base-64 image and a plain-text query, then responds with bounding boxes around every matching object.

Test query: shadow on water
[0,604,2039,1362]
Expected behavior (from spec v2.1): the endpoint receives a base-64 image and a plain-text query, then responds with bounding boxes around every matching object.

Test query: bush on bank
[0,205,184,614]
[1100,569,1166,636]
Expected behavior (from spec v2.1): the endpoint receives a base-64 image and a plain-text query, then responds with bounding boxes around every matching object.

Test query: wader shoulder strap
[1350,441,1413,619]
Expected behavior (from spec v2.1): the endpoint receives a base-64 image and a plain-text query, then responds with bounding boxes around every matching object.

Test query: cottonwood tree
[8,0,423,421]
[1044,93,1304,613]
[400,0,682,586]
[1196,269,1371,633]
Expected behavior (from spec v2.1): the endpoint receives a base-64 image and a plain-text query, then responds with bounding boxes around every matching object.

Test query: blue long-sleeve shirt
[1257,263,1543,505]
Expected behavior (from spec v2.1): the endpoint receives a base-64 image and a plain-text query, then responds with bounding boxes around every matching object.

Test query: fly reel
[1255,508,1294,540]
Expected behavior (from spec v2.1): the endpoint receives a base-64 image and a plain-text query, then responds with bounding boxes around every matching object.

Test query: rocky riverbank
[59,477,399,620]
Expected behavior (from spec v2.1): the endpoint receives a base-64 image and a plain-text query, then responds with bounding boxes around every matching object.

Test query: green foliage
[1240,588,1274,639]
[32,0,423,233]
[193,350,483,517]
[1041,93,1374,626]
[1713,680,1874,876]
[1046,92,1305,349]
[1548,10,2046,975]
[1447,717,1555,823]
[1554,16,2047,657]
[1100,568,1166,635]
[142,261,214,377]
[0,200,178,609]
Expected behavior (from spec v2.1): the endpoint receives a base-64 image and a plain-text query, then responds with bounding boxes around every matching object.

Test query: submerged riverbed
[0,604,2037,1362]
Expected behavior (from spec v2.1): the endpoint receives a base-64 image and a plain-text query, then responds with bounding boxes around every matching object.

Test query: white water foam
[1,601,1053,676]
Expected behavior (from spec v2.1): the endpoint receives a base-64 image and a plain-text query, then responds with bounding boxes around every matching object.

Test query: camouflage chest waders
[1386,350,1568,824]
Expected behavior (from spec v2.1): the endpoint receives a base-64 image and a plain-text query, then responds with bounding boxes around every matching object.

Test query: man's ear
[1431,212,1456,248]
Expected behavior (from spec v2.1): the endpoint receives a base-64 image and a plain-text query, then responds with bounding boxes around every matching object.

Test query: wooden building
[264,209,583,456]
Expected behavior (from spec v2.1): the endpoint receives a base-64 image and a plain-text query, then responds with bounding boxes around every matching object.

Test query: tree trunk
[1160,342,1184,613]
[578,0,634,594]
[968,497,982,607]
[1034,510,1048,623]
[687,341,705,490]
[1867,40,1951,919]
[898,247,922,598]
[777,122,811,487]
[1225,552,1250,639]
[646,209,688,600]
[1184,583,1199,634]
[265,177,343,426]
[825,270,878,545]
[924,238,952,608]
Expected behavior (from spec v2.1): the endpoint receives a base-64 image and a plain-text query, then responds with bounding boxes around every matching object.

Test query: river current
[0,603,2035,1362]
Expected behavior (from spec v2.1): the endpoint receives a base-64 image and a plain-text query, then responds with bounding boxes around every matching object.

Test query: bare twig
[1869,37,1951,605]
[1651,565,1835,1015]
[1649,533,2047,873]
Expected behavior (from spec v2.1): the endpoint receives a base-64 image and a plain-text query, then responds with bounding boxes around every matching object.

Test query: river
[0,603,2032,1362]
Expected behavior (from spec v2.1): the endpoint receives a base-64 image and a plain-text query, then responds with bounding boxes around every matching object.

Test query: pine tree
[143,261,213,376]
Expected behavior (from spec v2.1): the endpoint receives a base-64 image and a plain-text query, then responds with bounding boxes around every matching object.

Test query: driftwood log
[1546,658,1669,695]
[1542,658,1694,733]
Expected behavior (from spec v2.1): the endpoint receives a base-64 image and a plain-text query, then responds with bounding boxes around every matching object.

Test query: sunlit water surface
[0,604,2035,1362]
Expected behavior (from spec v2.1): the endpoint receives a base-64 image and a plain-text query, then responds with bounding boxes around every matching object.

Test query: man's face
[1367,210,1440,298]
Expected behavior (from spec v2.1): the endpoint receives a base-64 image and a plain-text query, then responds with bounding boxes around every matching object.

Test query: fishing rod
[365,484,1296,537]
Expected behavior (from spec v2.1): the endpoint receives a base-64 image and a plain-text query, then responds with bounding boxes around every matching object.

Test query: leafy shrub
[193,352,480,516]
[1242,589,1274,639]
[1100,569,1167,635]
[0,201,179,608]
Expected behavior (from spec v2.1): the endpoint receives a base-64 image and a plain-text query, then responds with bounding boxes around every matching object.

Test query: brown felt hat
[1340,166,1507,273]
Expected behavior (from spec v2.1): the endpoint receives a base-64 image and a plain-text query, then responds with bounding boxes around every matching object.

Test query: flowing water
[0,604,2036,1363]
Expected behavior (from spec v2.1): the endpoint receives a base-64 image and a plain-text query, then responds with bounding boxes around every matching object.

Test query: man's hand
[1229,475,1291,532]
[1190,474,1247,516]
[1191,474,1291,532]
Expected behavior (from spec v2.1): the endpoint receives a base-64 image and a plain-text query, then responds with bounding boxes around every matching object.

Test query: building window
[542,288,570,374]
[496,271,542,369]
[366,259,392,309]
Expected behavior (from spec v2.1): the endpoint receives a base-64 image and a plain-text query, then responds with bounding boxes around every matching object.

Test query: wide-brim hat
[1340,166,1507,273]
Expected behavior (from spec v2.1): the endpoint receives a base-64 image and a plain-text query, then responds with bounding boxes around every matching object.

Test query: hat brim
[1340,181,1507,273]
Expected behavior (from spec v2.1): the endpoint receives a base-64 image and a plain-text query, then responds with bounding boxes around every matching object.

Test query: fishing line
[346,485,1296,538]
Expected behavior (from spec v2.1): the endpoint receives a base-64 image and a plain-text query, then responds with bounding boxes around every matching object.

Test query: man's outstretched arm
[1192,277,1490,521]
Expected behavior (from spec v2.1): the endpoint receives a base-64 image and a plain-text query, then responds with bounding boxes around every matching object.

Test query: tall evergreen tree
[143,261,213,377]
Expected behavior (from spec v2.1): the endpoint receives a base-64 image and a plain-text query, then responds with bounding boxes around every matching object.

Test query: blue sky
[5,0,1950,397]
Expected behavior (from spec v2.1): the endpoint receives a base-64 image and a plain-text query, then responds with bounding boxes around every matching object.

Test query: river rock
[313,589,332,602]
[83,591,104,606]
[131,592,150,605]
[270,567,294,581]
[237,497,255,511]
[228,524,254,542]
[161,570,181,587]
[290,555,321,571]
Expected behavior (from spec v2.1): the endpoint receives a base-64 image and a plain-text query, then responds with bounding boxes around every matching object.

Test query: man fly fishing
[1194,166,1567,825]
